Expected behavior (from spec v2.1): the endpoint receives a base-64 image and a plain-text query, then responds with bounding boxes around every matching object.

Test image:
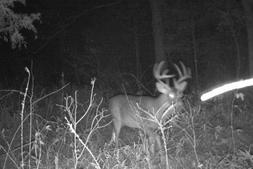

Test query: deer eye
[169,93,175,99]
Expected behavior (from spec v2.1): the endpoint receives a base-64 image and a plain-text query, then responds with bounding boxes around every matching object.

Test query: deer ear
[156,82,168,94]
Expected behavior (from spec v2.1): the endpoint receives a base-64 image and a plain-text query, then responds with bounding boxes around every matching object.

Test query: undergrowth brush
[0,75,252,169]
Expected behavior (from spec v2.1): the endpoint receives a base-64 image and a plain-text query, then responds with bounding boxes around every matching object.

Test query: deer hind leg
[111,118,121,148]
[154,134,161,151]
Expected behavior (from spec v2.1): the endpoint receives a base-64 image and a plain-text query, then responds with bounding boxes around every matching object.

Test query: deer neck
[156,94,170,107]
[153,94,173,118]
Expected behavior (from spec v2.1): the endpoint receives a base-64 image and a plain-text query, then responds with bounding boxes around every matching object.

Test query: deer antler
[173,61,191,92]
[153,61,174,81]
[153,61,175,91]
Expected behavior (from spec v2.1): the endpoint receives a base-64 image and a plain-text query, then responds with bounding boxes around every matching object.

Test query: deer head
[109,61,191,150]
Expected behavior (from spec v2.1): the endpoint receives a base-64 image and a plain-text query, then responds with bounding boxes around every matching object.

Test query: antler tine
[174,61,191,83]
[180,61,191,78]
[153,61,174,81]
[172,62,191,92]
[174,63,183,78]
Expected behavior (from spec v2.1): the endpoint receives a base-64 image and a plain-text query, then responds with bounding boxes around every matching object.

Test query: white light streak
[201,77,253,101]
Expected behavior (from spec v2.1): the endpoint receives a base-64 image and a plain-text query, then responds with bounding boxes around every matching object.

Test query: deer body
[109,61,191,150]
[110,94,174,134]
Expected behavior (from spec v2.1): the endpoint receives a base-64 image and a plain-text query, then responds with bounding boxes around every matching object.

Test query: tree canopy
[0,0,40,48]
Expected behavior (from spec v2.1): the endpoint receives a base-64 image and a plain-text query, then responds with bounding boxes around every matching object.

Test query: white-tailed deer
[109,61,191,151]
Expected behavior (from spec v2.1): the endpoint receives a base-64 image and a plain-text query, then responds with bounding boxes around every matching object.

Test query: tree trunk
[242,0,253,75]
[149,0,166,63]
